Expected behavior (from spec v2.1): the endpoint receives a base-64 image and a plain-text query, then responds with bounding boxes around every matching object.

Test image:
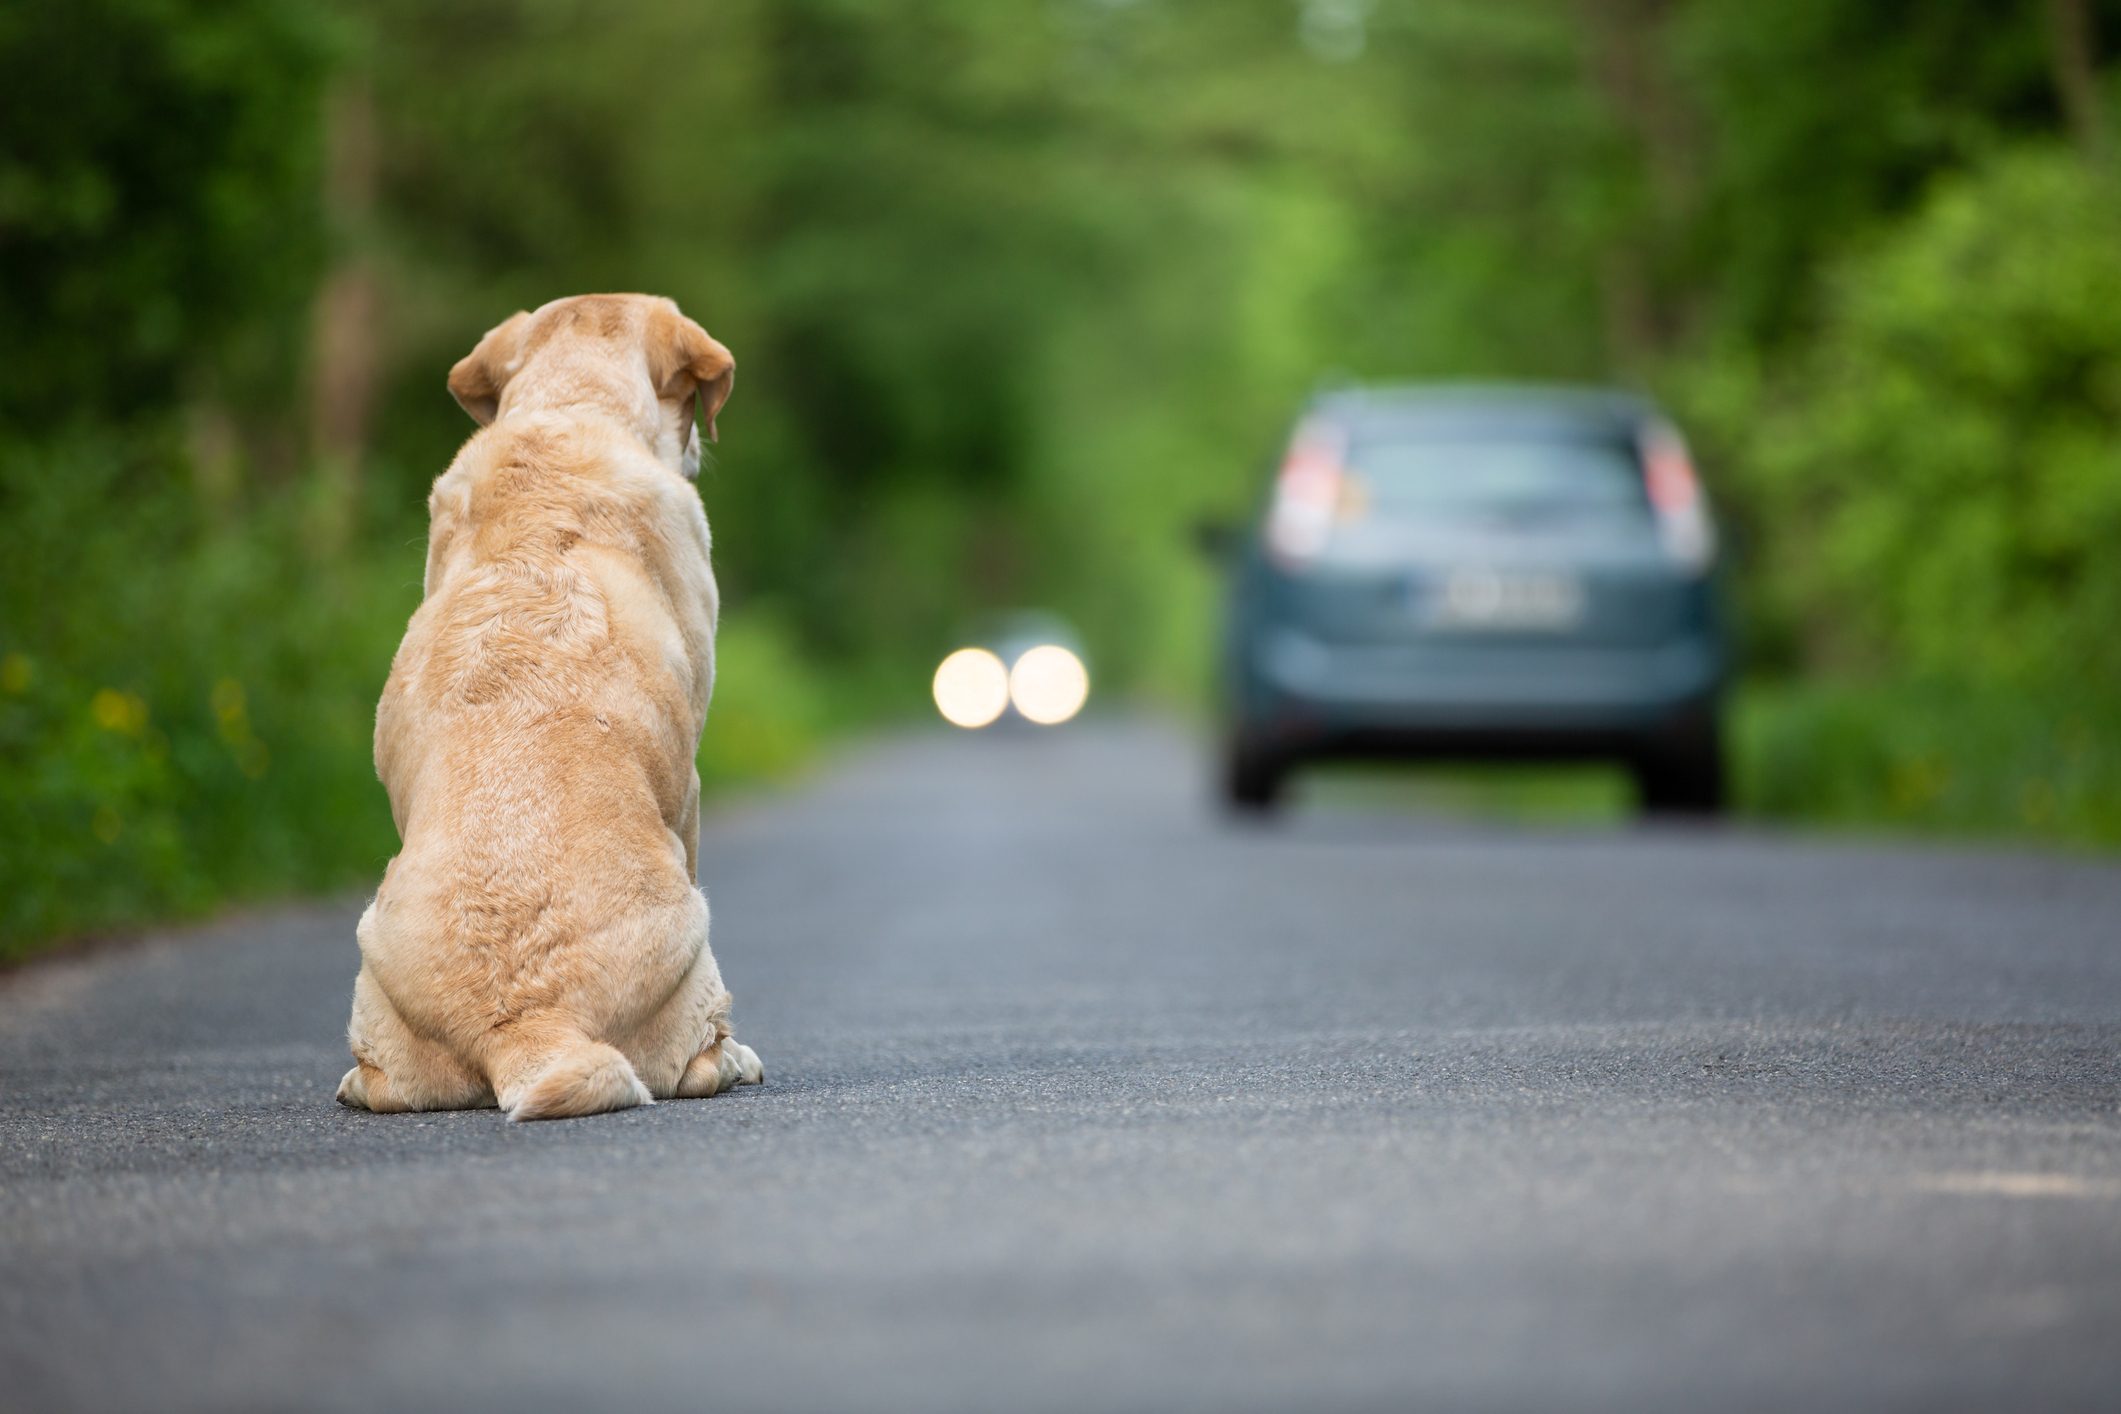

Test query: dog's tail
[496,1034,652,1122]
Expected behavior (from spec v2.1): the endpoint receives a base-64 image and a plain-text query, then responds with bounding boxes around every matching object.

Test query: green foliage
[1308,678,2121,850]
[1691,143,2121,850]
[6,0,2121,954]
[697,610,835,793]
[0,0,338,426]
[1735,681,2121,848]
[0,437,844,954]
[0,431,411,955]
[1,3,360,954]
[1673,0,2060,346]
[1719,149,2121,694]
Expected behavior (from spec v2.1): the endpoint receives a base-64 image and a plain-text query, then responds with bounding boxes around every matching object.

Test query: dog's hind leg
[338,954,493,1113]
[619,888,762,1100]
[675,1028,764,1098]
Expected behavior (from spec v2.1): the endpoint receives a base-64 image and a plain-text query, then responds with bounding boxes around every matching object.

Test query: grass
[1300,680,2121,850]
[1733,680,2121,850]
[1305,761,1635,825]
[0,435,848,962]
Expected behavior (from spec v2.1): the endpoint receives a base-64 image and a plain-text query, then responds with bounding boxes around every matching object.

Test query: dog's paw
[726,1039,764,1087]
[335,1065,372,1111]
[676,1037,763,1098]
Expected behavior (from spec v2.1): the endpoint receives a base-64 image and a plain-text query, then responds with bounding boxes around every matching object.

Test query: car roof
[1309,383,1656,441]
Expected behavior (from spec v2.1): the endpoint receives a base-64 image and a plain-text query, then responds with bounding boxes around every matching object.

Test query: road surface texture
[4,719,2119,1413]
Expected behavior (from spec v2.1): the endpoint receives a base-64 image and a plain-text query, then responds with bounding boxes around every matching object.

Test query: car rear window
[1344,437,1649,521]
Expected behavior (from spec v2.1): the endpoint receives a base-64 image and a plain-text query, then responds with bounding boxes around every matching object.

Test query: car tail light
[1266,418,1348,564]
[1642,423,1716,571]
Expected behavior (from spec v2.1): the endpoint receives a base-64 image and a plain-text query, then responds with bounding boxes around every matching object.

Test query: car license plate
[1420,568,1585,630]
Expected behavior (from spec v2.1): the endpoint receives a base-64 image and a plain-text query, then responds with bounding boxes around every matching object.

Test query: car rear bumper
[1239,627,1724,752]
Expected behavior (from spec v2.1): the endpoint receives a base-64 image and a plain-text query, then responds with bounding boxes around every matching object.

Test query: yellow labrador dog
[337,293,762,1121]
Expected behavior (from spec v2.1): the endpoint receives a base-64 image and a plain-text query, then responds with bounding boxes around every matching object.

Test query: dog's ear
[446,311,532,426]
[650,306,735,445]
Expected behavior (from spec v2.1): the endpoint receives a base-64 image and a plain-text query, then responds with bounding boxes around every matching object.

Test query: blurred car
[932,611,1091,729]
[1204,384,1730,815]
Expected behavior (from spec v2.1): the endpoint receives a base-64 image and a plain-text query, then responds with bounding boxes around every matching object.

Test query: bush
[0,0,336,427]
[1668,146,2121,848]
[697,608,835,793]
[1731,147,2121,693]
[1734,681,2121,848]
[0,431,413,955]
[0,432,838,958]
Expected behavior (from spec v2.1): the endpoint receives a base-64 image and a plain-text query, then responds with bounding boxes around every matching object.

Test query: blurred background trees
[4,0,2118,950]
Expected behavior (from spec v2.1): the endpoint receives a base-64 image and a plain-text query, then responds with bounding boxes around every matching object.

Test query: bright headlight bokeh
[1008,644,1089,726]
[932,647,1010,729]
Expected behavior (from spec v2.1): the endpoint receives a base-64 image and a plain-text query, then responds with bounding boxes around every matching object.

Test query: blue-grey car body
[1214,385,1731,810]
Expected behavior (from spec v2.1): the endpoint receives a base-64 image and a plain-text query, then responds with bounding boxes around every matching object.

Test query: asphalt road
[4,719,2120,1413]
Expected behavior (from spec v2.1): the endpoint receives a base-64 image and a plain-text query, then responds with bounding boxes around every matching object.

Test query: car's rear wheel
[1223,732,1291,815]
[1631,708,1727,817]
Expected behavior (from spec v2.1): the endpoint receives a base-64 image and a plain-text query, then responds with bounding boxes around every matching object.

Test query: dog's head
[447,294,735,477]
